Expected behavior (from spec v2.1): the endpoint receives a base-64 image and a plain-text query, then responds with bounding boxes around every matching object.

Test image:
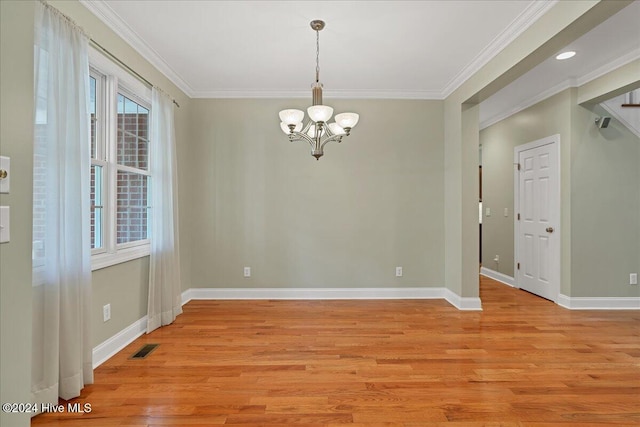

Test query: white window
[90,48,152,270]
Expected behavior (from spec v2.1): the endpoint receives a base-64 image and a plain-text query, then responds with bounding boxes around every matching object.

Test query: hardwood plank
[32,276,640,426]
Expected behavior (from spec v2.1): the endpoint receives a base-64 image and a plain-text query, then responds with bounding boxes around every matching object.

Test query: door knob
[546,227,554,233]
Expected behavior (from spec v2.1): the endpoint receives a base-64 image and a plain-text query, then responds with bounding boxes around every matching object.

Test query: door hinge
[517,262,520,270]
[517,213,520,220]
[517,163,521,171]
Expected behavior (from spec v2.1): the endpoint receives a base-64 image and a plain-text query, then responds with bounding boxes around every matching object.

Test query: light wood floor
[32,276,640,426]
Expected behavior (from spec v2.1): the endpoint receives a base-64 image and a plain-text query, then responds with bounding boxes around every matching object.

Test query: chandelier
[279,20,359,160]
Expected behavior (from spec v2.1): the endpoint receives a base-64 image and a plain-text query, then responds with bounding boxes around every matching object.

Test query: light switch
[0,206,9,243]
[0,156,9,193]
[504,207,509,217]
[485,207,491,217]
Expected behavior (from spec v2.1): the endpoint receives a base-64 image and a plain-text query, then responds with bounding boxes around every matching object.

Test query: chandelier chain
[315,29,320,83]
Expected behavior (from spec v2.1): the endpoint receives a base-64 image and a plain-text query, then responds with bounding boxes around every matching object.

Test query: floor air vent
[130,343,159,359]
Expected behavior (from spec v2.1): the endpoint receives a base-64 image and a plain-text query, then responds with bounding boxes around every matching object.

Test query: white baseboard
[481,269,638,310]
[183,286,445,303]
[182,286,482,311]
[92,316,147,368]
[480,267,515,287]
[557,294,640,310]
[444,289,483,311]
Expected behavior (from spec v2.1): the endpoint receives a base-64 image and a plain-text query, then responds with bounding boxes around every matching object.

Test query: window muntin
[90,164,104,250]
[90,74,105,251]
[90,75,97,159]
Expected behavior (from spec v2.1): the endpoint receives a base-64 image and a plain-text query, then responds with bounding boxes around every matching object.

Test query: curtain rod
[89,39,180,108]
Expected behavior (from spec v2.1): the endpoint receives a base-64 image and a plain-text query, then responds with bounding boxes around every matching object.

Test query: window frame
[90,47,152,271]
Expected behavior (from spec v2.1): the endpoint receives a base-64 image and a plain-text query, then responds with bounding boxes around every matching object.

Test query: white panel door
[516,138,559,301]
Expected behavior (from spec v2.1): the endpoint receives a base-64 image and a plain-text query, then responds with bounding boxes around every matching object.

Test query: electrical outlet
[243,267,251,278]
[103,304,111,322]
[395,266,403,277]
[631,273,638,285]
[494,255,499,262]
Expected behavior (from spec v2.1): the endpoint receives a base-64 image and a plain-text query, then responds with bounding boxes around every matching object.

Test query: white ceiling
[81,0,640,124]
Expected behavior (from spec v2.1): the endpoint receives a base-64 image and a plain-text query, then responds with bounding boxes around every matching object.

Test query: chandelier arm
[324,126,335,137]
[301,120,313,134]
[290,131,316,148]
[287,134,305,143]
[320,134,344,149]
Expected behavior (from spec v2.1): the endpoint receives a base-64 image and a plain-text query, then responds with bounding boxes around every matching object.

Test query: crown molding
[81,0,631,108]
[80,0,443,100]
[79,0,195,97]
[480,78,574,130]
[189,89,443,100]
[322,89,443,100]
[576,48,640,87]
[80,0,555,101]
[442,0,557,99]
[481,49,640,130]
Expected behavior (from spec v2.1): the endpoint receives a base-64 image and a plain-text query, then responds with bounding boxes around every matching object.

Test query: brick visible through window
[116,171,148,244]
[117,94,149,170]
[115,94,149,245]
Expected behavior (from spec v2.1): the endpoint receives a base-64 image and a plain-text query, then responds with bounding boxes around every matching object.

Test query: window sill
[91,244,150,271]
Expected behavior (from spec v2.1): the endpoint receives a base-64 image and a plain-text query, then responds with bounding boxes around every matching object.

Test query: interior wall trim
[443,289,484,311]
[480,49,640,130]
[79,0,193,96]
[182,287,482,311]
[182,287,444,302]
[480,267,515,287]
[557,295,640,310]
[441,0,558,98]
[92,316,147,368]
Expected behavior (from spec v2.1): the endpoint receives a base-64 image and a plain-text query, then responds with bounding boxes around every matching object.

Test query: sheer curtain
[147,88,183,333]
[32,0,93,405]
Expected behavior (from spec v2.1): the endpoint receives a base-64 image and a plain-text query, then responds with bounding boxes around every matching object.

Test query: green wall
[570,102,640,297]
[1,2,35,426]
[91,258,150,346]
[188,98,445,289]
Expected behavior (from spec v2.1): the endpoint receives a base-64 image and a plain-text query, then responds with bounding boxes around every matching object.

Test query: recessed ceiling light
[555,51,576,60]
